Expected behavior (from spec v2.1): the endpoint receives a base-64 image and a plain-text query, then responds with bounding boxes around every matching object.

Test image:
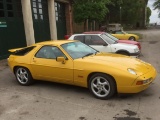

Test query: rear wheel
[129,36,136,41]
[117,51,129,56]
[15,67,34,86]
[89,73,116,99]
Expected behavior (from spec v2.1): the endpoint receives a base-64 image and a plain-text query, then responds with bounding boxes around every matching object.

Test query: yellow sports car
[112,31,139,41]
[8,40,156,99]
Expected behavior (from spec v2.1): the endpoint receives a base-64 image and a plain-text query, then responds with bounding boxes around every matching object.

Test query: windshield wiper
[82,53,94,58]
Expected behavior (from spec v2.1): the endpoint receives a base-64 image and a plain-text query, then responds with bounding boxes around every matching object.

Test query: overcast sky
[147,0,160,24]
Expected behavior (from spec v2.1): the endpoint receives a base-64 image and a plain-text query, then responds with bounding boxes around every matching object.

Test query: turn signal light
[136,78,152,85]
[136,81,143,85]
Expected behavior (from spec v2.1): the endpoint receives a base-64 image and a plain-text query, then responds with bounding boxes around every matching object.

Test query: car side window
[74,36,84,43]
[116,31,123,34]
[35,46,65,59]
[84,35,106,45]
[84,35,92,45]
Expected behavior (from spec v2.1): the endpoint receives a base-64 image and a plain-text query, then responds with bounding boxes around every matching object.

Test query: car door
[114,31,126,40]
[31,45,73,83]
[84,35,112,53]
[74,35,85,43]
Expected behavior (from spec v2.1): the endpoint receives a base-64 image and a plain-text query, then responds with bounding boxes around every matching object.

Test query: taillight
[64,35,71,40]
[137,44,141,50]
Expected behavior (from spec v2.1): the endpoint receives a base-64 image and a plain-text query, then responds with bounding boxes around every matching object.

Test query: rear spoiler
[8,47,24,53]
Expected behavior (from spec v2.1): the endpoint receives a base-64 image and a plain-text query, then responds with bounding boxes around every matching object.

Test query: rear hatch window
[11,46,36,56]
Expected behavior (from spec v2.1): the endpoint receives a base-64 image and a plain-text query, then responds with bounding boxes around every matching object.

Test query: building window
[31,0,44,20]
[0,0,22,18]
[6,0,14,17]
[7,4,13,10]
[55,2,59,21]
[54,2,65,22]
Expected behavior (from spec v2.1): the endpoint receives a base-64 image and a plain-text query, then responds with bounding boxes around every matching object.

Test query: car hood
[111,42,138,50]
[118,40,139,44]
[79,53,152,75]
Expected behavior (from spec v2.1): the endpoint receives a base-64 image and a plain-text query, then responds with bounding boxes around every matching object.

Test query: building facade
[0,0,73,59]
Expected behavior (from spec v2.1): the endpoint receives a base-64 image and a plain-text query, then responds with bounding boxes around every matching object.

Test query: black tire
[117,51,129,56]
[88,73,116,100]
[15,67,34,86]
[129,36,136,41]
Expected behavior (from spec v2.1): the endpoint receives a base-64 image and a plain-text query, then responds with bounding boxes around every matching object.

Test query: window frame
[35,45,67,59]
[74,35,85,43]
[84,35,107,46]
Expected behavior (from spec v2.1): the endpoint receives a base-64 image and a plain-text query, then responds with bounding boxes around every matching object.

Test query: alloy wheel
[91,76,110,98]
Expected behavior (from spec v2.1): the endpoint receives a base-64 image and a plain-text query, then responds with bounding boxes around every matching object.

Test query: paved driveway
[0,29,160,120]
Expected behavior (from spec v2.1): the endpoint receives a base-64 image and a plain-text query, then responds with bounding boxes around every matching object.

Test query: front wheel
[129,36,136,41]
[15,67,34,86]
[89,73,116,99]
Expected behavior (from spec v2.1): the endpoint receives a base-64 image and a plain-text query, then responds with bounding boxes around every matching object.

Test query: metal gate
[55,2,67,39]
[0,0,26,59]
[31,0,51,43]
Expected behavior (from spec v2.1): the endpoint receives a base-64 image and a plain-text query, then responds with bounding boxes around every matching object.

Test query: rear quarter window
[12,46,36,56]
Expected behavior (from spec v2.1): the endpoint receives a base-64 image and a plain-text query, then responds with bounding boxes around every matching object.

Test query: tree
[146,7,152,24]
[72,0,111,31]
[107,0,148,28]
[153,0,160,18]
[106,0,123,24]
[121,0,144,25]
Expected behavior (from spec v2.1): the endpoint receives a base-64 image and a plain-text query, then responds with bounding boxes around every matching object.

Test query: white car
[108,23,123,31]
[68,33,140,57]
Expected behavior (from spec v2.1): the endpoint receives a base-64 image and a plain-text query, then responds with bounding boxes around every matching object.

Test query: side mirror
[56,57,66,64]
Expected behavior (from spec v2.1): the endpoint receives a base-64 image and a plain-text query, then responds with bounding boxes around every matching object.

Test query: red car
[83,31,141,50]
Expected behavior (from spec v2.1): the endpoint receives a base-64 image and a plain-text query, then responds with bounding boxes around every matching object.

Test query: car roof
[71,33,104,36]
[35,40,76,46]
[83,31,105,34]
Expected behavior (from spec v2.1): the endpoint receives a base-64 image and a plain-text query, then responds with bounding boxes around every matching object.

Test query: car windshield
[105,33,119,41]
[61,41,98,59]
[100,33,116,44]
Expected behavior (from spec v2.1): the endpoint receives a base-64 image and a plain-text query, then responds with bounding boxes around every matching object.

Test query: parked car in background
[84,32,141,50]
[111,30,139,41]
[108,23,123,32]
[100,23,123,32]
[69,32,140,57]
[8,40,157,99]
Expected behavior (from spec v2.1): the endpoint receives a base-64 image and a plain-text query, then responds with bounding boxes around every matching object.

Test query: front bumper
[130,51,140,57]
[118,66,157,93]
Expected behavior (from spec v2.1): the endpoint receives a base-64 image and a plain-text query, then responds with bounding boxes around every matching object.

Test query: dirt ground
[0,29,160,120]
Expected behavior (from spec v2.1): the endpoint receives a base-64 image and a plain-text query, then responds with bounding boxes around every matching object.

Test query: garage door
[55,1,67,39]
[31,0,51,43]
[0,0,26,59]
